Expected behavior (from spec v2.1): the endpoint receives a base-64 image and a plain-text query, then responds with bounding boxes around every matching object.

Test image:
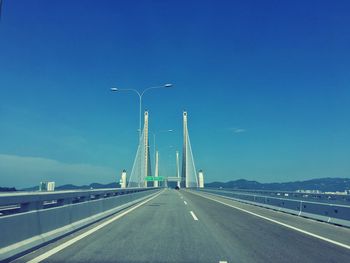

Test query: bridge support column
[143,111,150,187]
[176,151,180,188]
[181,111,188,188]
[120,169,127,189]
[198,170,204,188]
[154,151,159,187]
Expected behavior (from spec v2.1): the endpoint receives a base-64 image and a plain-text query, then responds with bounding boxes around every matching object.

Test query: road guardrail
[195,188,350,228]
[0,187,160,261]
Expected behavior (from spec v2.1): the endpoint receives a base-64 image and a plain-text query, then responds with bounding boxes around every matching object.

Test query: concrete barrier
[207,188,350,205]
[0,188,160,261]
[195,188,350,228]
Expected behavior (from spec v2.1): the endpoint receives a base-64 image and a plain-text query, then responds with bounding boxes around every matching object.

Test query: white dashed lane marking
[190,211,199,221]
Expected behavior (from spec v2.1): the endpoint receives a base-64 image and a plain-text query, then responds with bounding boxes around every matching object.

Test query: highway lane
[13,188,350,263]
[187,190,350,246]
[181,190,350,263]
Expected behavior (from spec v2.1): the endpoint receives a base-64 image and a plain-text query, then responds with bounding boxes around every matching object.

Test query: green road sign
[145,176,164,181]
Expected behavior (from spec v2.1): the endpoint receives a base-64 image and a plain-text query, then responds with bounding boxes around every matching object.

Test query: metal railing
[0,187,152,216]
[211,188,350,205]
[0,187,160,261]
[195,188,350,227]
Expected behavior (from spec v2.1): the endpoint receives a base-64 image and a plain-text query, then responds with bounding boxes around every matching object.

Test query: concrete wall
[196,188,350,228]
[0,188,160,261]
[208,188,350,205]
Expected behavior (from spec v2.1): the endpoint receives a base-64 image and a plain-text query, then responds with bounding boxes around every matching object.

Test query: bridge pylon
[181,111,198,188]
[143,111,152,187]
[127,110,152,188]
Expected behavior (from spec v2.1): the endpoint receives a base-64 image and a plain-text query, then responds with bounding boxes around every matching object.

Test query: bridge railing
[0,187,151,216]
[206,188,350,205]
[0,187,160,261]
[195,188,350,228]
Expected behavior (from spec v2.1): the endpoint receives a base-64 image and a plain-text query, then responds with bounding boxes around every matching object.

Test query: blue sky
[1,0,350,188]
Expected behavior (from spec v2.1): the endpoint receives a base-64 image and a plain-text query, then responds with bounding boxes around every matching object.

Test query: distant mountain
[89,182,120,189]
[55,184,89,190]
[207,179,262,189]
[0,187,17,192]
[20,182,121,191]
[11,177,350,192]
[205,178,350,192]
[20,186,39,191]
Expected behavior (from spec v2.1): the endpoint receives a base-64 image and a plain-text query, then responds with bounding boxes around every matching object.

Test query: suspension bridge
[1,113,349,262]
[126,111,203,189]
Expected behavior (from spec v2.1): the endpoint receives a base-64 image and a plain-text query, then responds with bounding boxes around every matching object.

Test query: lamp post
[111,83,173,188]
[110,84,173,141]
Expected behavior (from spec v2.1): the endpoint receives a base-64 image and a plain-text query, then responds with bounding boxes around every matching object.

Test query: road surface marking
[27,190,164,263]
[190,211,198,221]
[219,261,228,263]
[184,201,187,205]
[192,191,350,250]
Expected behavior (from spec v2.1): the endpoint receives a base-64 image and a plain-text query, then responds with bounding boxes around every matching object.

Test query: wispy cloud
[0,154,116,188]
[229,128,246,134]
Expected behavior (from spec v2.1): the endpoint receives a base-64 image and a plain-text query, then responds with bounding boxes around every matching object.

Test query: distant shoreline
[1,177,349,193]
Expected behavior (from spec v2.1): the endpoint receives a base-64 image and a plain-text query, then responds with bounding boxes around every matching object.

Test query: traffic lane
[32,189,231,263]
[181,190,350,263]
[189,190,350,246]
[10,189,162,263]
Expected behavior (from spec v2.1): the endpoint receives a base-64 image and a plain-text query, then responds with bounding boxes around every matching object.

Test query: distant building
[296,189,322,194]
[120,170,127,189]
[47,182,55,191]
[324,191,348,195]
[39,181,55,191]
[198,170,204,188]
[39,182,46,191]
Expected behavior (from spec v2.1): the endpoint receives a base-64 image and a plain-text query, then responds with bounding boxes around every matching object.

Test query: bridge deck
[15,189,350,263]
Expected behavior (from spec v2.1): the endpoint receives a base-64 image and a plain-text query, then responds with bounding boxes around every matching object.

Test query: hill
[0,187,17,192]
[19,182,120,191]
[9,177,350,192]
[205,177,350,192]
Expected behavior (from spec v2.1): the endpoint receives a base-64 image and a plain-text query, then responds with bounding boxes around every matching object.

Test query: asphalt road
[14,189,350,263]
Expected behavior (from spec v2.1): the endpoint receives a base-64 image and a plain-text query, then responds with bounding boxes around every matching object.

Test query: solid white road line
[191,191,350,250]
[27,190,164,263]
[190,211,199,221]
[184,201,187,205]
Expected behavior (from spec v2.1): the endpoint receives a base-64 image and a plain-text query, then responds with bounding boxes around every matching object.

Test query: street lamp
[110,84,173,141]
